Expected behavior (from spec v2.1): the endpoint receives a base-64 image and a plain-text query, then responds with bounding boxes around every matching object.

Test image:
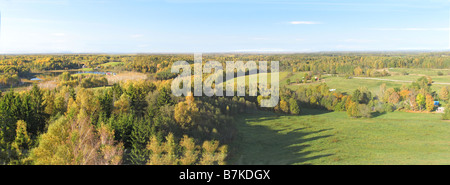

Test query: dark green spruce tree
[129,119,154,165]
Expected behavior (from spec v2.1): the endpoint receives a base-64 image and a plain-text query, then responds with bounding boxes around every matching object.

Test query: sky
[0,0,449,54]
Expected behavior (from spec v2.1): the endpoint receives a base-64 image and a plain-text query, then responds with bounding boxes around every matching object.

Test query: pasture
[283,68,450,94]
[230,109,450,165]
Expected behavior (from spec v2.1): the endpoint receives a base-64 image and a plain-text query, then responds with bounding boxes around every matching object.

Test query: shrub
[347,102,358,118]
[358,104,372,118]
[347,102,372,118]
[443,104,450,120]
[289,98,301,115]
[374,103,386,113]
[383,103,394,112]
[279,100,290,114]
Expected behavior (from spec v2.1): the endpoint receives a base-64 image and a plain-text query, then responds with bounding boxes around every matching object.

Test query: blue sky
[0,0,449,53]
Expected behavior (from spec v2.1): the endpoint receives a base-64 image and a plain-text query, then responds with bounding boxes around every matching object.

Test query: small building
[434,101,440,107]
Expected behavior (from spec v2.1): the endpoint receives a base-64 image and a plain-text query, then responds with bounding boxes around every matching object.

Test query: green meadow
[282,69,450,94]
[100,61,124,67]
[230,109,450,165]
[227,67,450,165]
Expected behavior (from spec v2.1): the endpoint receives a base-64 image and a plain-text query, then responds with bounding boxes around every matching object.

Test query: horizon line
[2,49,450,55]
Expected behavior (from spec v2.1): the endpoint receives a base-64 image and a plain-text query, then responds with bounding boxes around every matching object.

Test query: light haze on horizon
[0,0,449,54]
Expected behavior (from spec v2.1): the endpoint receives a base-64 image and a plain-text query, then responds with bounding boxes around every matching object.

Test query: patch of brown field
[38,80,58,90]
[106,72,148,84]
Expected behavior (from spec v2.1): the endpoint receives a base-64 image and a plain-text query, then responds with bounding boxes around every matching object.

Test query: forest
[0,52,449,165]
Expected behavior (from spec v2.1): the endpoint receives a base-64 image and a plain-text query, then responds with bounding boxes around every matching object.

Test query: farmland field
[230,109,450,165]
[282,68,450,94]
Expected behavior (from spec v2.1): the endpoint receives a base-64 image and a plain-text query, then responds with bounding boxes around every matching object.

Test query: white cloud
[289,21,321,25]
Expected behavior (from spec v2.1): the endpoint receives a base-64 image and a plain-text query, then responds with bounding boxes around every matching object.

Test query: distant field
[281,68,450,95]
[100,61,124,67]
[220,71,289,88]
[219,68,449,96]
[230,110,450,165]
[287,75,401,94]
[389,68,450,76]
[106,71,148,84]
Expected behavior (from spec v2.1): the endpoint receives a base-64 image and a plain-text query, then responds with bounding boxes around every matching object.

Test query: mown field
[230,109,450,165]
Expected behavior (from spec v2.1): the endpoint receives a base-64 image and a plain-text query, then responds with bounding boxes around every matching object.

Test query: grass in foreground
[230,109,450,165]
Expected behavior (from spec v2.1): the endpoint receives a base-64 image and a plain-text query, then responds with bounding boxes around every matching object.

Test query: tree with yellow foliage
[174,93,199,129]
[354,67,363,76]
[416,93,426,111]
[425,94,435,112]
[388,91,400,104]
[113,94,131,115]
[279,100,289,114]
[439,86,448,101]
[9,120,32,164]
[28,110,123,165]
[199,140,227,165]
[146,133,227,165]
[179,135,200,165]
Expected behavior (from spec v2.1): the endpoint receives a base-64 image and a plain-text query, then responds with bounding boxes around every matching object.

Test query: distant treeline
[1,52,450,85]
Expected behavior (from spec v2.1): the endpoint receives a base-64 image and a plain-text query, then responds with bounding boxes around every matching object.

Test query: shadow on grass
[300,108,332,116]
[228,111,334,165]
[370,111,386,118]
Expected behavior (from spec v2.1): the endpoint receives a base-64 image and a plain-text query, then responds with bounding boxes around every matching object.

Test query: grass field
[285,75,408,94]
[389,68,450,77]
[282,68,450,94]
[217,68,449,97]
[220,72,290,88]
[100,61,124,67]
[229,109,450,165]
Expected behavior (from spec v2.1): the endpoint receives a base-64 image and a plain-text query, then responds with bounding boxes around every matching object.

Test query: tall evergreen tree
[10,120,32,164]
[129,119,153,165]
[27,84,47,136]
[157,87,174,107]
